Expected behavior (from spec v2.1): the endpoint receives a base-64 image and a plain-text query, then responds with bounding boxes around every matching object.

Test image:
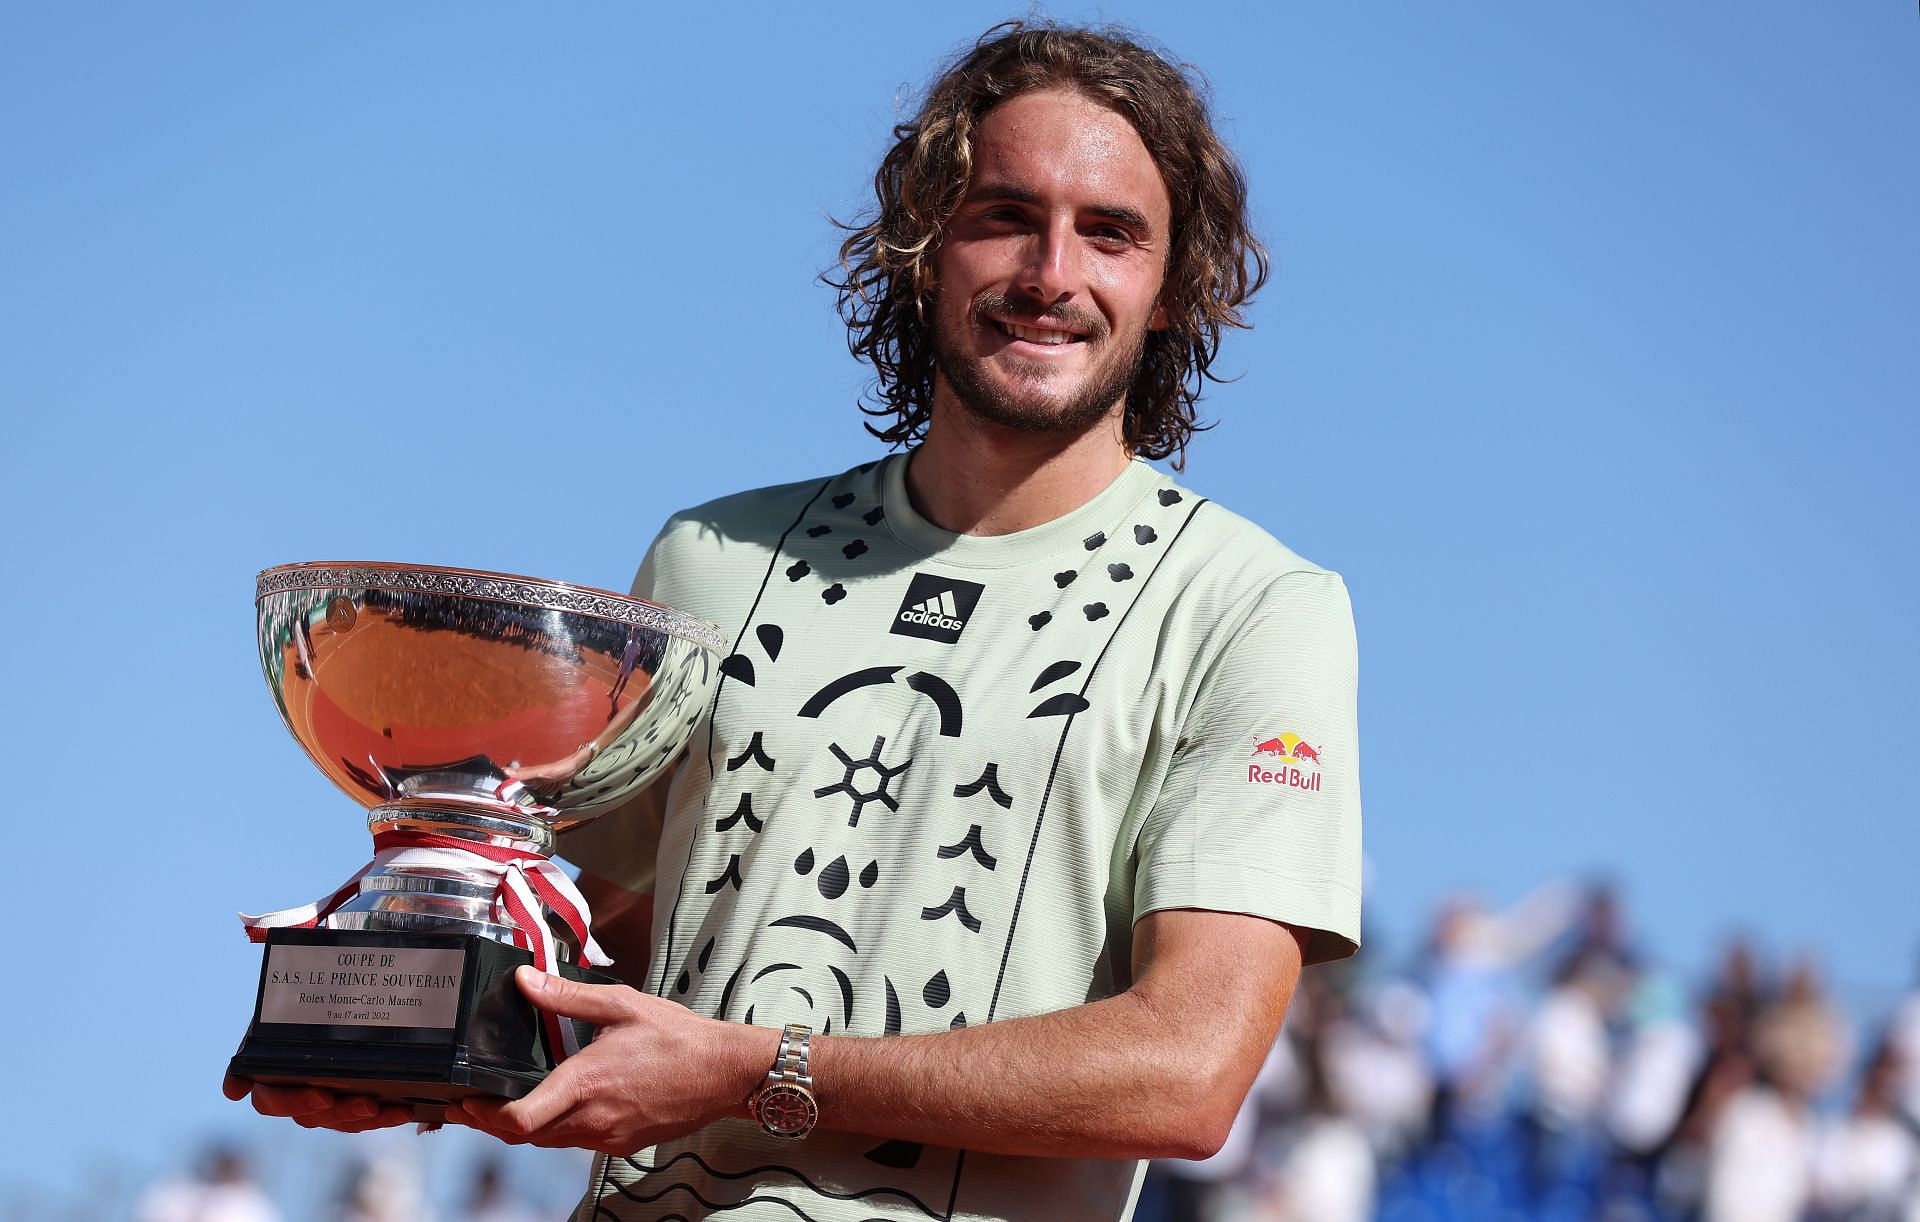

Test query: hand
[222,1074,414,1133]
[448,966,765,1155]
[504,743,596,791]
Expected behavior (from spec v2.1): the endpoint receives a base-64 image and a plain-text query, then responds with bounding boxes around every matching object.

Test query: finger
[450,1097,599,1150]
[514,965,637,1024]
[222,1073,253,1102]
[446,1097,543,1146]
[333,1113,415,1134]
[446,1098,510,1141]
[308,1098,414,1132]
[245,1082,407,1132]
[361,1104,417,1130]
[288,1095,399,1130]
[458,1049,603,1139]
[246,1082,339,1119]
[337,1097,415,1128]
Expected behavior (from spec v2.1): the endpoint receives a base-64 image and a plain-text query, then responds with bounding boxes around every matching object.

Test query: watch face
[756,1083,818,1138]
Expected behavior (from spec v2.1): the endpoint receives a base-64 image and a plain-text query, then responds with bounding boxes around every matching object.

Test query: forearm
[803,988,1241,1161]
[447,911,1303,1160]
[719,912,1306,1162]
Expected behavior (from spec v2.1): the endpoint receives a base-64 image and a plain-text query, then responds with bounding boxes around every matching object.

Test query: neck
[905,399,1133,537]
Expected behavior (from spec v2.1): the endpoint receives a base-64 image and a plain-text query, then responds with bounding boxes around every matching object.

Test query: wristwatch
[748,1022,819,1138]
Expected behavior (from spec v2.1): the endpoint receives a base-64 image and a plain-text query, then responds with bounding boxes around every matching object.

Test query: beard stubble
[931,292,1148,440]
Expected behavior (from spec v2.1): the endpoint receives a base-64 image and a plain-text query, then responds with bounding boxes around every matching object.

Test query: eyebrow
[967,181,1156,238]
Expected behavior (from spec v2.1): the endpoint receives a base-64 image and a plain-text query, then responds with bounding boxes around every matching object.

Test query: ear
[1148,300,1170,331]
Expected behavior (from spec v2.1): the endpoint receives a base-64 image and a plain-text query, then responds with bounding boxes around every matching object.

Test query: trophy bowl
[232,562,723,1112]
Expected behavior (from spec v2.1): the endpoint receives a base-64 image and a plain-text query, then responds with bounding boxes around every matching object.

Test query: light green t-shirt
[560,454,1361,1222]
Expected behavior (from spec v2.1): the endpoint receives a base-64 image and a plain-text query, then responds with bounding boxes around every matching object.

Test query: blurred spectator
[1608,972,1702,1158]
[1704,1083,1819,1222]
[135,1146,280,1222]
[456,1158,541,1222]
[1758,959,1851,1103]
[1707,937,1771,1039]
[1417,883,1585,1136]
[1702,959,1847,1222]
[1890,954,1920,1132]
[1565,880,1640,979]
[1520,952,1626,1199]
[1813,1039,1920,1221]
[1659,937,1774,1216]
[333,1155,434,1222]
[1258,1029,1376,1222]
[1323,979,1433,1166]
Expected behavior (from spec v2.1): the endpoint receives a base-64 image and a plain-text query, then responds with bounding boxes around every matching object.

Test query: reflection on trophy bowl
[256,561,724,957]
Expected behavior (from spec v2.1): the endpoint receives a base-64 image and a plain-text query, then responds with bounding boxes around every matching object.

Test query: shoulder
[649,462,884,562]
[1159,480,1352,625]
[636,461,884,623]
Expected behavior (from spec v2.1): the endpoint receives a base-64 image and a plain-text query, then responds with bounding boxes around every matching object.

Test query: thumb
[514,964,636,1023]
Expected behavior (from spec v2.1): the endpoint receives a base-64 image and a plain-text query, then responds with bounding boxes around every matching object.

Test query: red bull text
[1247,763,1322,791]
[1248,733,1323,791]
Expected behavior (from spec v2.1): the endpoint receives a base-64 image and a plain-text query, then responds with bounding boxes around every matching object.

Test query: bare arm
[806,908,1306,1159]
[452,907,1308,1161]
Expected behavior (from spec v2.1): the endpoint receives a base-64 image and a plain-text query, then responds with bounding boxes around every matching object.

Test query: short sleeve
[1133,570,1362,964]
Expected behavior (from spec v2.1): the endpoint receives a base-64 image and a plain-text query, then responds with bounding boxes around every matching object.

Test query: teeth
[1005,322,1076,345]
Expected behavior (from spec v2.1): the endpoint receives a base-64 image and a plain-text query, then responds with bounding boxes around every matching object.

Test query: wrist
[747,1022,820,1138]
[710,1018,783,1123]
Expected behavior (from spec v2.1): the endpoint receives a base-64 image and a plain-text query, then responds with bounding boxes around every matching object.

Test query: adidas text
[900,608,965,631]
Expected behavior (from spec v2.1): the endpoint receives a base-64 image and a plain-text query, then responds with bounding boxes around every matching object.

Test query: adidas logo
[899,590,966,632]
[890,573,986,644]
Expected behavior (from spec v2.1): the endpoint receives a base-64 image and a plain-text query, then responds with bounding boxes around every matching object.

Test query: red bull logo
[1248,732,1323,792]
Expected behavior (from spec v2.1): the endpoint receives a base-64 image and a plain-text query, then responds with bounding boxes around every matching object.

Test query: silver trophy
[230,562,722,1112]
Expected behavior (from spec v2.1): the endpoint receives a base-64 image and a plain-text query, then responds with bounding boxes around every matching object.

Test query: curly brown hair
[829,20,1270,469]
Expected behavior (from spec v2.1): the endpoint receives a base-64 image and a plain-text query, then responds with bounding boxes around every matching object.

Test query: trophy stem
[367,801,556,855]
[324,802,579,962]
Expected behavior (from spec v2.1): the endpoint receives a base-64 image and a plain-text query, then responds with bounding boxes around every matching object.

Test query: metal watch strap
[750,1021,818,1138]
[766,1022,812,1091]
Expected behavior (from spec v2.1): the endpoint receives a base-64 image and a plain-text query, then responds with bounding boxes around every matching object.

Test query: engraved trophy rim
[255,560,727,655]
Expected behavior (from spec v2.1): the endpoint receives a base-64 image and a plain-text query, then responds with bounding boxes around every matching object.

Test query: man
[230,22,1361,1221]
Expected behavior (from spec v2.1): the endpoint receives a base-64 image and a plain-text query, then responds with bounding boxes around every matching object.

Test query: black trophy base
[230,928,611,1122]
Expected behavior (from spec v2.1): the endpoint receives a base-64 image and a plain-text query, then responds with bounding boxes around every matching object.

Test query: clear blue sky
[2,2,1915,1212]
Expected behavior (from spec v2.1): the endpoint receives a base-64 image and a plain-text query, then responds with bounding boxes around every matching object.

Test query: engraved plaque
[259,944,466,1029]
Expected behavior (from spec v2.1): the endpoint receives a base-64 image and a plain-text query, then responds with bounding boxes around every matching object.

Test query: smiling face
[929,87,1174,441]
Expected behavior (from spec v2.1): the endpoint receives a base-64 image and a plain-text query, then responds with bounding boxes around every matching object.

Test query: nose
[1018,217,1083,304]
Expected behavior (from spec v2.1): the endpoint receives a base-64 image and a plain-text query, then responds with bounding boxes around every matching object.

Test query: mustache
[969,292,1107,340]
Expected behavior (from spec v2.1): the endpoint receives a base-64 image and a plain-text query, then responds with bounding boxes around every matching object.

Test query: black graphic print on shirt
[610,471,1210,1221]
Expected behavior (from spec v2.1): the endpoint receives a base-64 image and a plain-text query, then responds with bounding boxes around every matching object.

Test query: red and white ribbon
[239,830,609,1061]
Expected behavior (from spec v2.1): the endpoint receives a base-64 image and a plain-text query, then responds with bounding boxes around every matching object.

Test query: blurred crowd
[1139,882,1920,1222]
[94,882,1920,1222]
[130,1150,554,1222]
